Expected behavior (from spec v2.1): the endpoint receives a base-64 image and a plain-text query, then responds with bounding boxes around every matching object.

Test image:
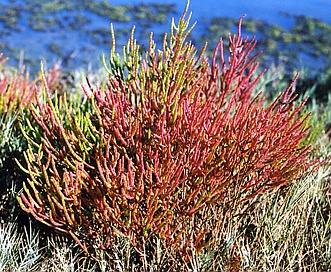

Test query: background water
[115,0,331,25]
[0,0,330,74]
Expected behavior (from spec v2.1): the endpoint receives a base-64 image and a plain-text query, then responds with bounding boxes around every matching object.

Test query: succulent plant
[17,2,321,265]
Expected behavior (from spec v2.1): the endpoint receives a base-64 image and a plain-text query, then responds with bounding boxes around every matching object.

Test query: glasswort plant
[17,2,321,266]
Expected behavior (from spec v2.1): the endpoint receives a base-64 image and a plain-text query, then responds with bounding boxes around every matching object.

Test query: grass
[239,166,331,271]
[0,221,41,271]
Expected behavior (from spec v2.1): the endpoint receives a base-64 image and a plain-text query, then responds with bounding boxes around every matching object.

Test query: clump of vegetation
[0,54,63,224]
[0,1,329,271]
[11,2,327,271]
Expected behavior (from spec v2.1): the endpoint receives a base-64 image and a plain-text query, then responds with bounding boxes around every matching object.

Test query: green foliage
[0,55,63,224]
[0,55,39,222]
[0,55,62,164]
[17,2,323,269]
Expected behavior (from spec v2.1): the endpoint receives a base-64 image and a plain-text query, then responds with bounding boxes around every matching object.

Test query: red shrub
[18,8,320,262]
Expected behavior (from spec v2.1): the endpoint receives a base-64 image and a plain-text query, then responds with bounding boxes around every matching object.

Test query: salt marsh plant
[0,53,37,161]
[0,55,61,223]
[17,2,322,269]
[0,54,61,161]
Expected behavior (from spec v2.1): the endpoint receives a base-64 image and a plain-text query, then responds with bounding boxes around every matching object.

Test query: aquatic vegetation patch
[0,0,177,73]
[197,14,331,75]
[1,0,330,78]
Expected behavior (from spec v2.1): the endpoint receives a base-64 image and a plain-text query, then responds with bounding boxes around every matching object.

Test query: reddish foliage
[0,54,61,115]
[18,13,320,262]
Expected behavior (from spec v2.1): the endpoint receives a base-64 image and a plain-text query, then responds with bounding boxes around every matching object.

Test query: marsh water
[122,0,331,25]
[0,0,330,75]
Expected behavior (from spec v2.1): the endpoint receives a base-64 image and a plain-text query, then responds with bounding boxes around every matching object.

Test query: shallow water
[110,0,331,26]
[0,0,330,75]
